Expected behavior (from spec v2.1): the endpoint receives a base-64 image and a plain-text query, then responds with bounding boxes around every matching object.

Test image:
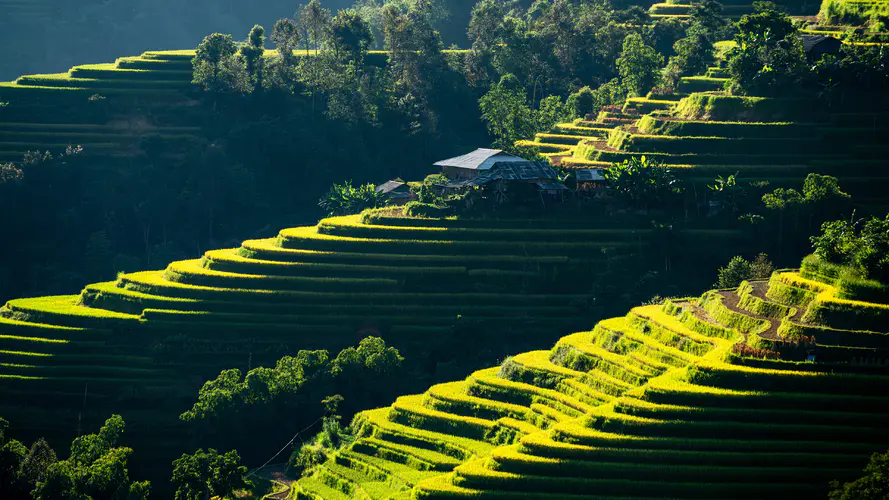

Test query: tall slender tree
[240,25,266,93]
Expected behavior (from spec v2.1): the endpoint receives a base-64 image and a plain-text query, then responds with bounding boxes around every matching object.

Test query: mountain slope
[291,258,889,499]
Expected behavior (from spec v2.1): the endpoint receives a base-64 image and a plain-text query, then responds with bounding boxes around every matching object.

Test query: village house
[574,168,608,195]
[434,148,569,195]
[800,34,842,61]
[434,148,530,181]
[374,178,414,205]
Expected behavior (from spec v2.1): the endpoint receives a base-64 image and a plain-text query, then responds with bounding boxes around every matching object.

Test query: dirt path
[716,287,781,341]
[677,299,720,328]
[253,464,295,499]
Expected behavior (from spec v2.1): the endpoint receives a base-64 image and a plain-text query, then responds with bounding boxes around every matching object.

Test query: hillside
[0,210,742,410]
[0,0,481,80]
[0,51,203,162]
[0,206,754,482]
[521,73,889,214]
[291,255,889,499]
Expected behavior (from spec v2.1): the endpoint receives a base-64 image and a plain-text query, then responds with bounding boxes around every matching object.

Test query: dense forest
[0,0,480,80]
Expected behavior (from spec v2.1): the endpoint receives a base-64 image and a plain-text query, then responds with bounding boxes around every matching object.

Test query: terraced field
[0,212,684,439]
[818,0,889,27]
[0,50,205,162]
[0,48,461,162]
[648,0,820,19]
[521,74,889,212]
[291,256,889,499]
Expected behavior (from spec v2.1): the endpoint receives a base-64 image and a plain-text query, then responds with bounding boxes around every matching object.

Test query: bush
[402,201,451,218]
[829,448,889,500]
[603,156,682,210]
[811,215,889,283]
[318,180,388,216]
[714,253,773,288]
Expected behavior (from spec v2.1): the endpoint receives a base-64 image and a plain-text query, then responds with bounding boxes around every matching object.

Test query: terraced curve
[0,50,204,162]
[291,257,889,499]
[520,68,889,214]
[0,212,685,452]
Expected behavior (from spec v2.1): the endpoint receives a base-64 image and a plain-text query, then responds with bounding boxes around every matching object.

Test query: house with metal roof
[434,148,528,180]
[374,179,414,205]
[799,34,842,60]
[575,168,607,183]
[443,157,569,201]
[575,168,609,195]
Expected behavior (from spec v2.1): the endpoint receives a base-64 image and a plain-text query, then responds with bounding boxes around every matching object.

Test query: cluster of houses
[375,148,608,205]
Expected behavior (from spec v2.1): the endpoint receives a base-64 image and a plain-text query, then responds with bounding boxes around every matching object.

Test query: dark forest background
[0,0,479,80]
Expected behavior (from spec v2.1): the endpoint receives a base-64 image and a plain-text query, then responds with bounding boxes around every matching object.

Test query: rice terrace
[1,0,888,499]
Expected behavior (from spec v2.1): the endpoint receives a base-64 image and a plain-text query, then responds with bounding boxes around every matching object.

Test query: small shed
[800,35,842,60]
[575,168,608,193]
[434,148,528,181]
[375,179,414,205]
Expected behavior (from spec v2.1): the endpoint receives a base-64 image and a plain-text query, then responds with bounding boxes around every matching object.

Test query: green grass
[293,250,889,499]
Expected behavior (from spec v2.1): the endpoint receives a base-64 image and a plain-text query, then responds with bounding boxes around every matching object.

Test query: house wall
[442,166,479,180]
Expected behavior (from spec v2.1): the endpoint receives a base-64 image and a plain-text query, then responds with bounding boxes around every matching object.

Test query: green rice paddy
[290,259,889,499]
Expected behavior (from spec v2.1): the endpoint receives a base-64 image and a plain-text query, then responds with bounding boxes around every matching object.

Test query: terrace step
[352,437,462,471]
[1,296,140,329]
[164,258,401,293]
[239,239,573,268]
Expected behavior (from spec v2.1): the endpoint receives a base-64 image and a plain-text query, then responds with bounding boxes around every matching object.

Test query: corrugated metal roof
[576,169,606,182]
[375,180,407,194]
[536,181,570,191]
[445,161,562,187]
[434,148,526,170]
[800,34,840,52]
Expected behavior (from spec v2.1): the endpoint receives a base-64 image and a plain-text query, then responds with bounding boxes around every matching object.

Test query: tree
[318,180,388,216]
[330,9,374,62]
[802,173,851,205]
[663,25,714,89]
[299,0,332,53]
[479,74,536,152]
[20,438,57,488]
[0,162,23,185]
[270,18,301,90]
[240,25,266,93]
[380,1,450,133]
[829,449,889,500]
[708,173,745,217]
[464,0,505,86]
[811,219,857,264]
[171,449,247,500]
[689,0,727,38]
[536,95,571,132]
[192,33,244,92]
[615,6,650,26]
[0,418,29,499]
[330,336,404,379]
[715,253,774,288]
[810,215,889,283]
[603,156,682,210]
[566,86,595,119]
[726,6,806,96]
[616,33,664,97]
[33,415,148,500]
[286,395,354,477]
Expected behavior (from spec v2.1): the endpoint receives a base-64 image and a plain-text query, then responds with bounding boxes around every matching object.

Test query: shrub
[829,448,889,500]
[318,180,388,216]
[603,156,682,210]
[715,253,773,288]
[725,6,807,97]
[811,215,889,283]
[402,201,451,218]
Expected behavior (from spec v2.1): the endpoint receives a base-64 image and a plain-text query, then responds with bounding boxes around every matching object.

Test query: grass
[290,249,889,498]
